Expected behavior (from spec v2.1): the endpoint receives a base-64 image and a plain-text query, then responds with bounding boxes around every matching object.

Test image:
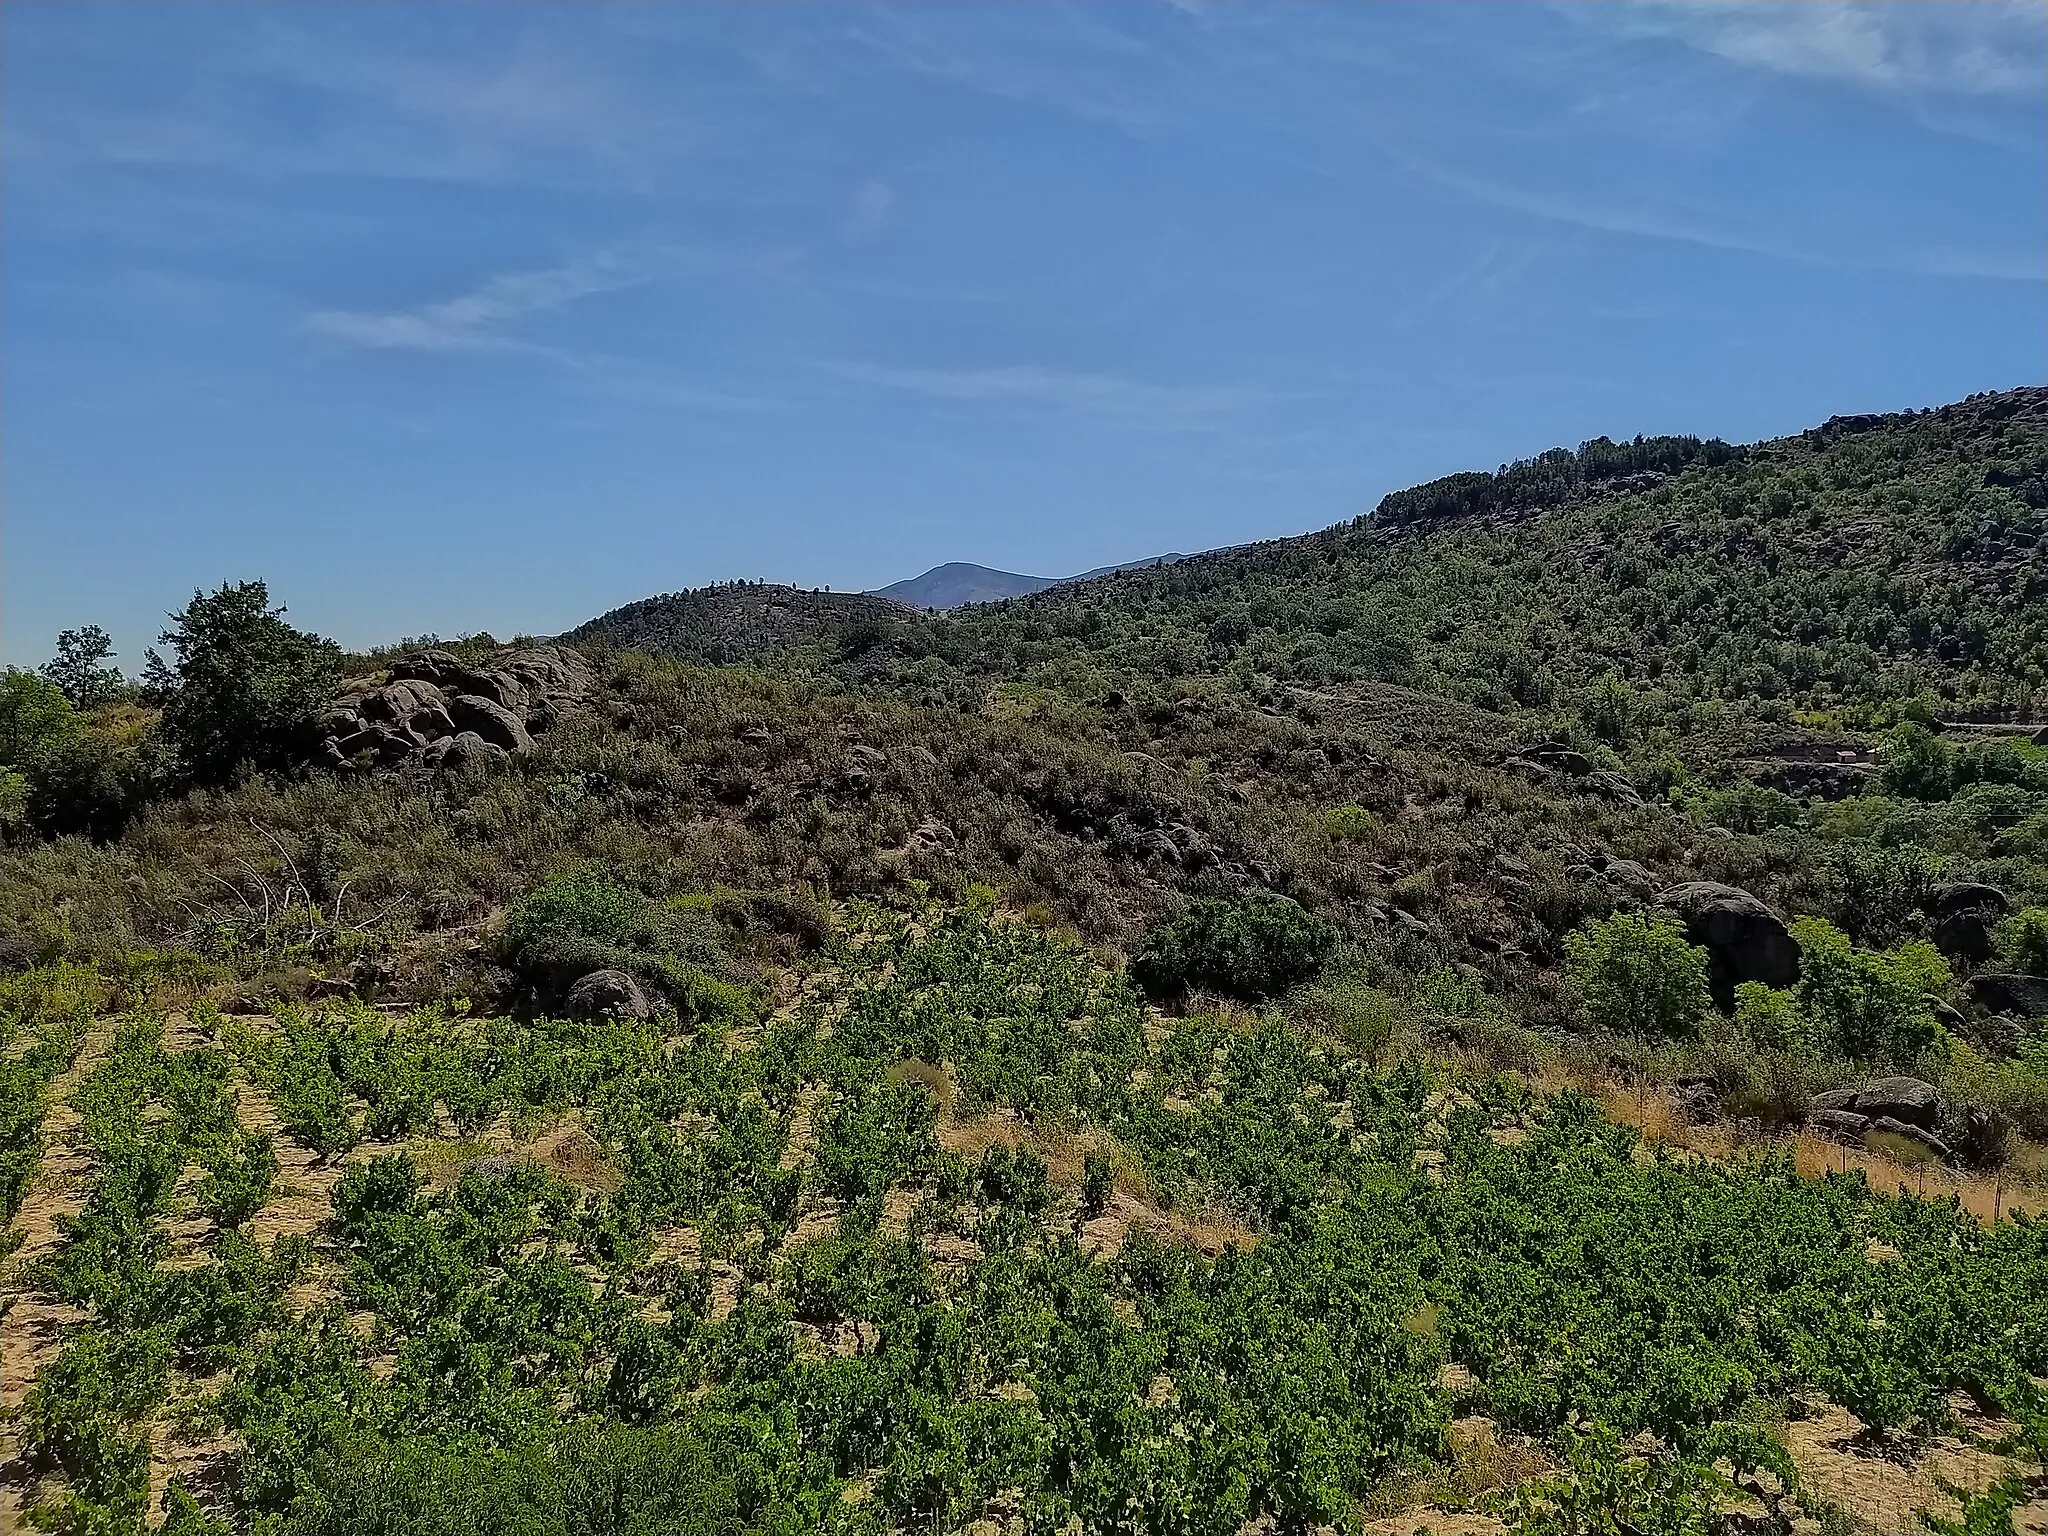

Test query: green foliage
[1787,917,1949,1062]
[148,580,340,784]
[1130,892,1336,1003]
[1081,1151,1113,1217]
[498,872,763,1024]
[1995,907,2048,976]
[42,625,129,710]
[1881,723,1956,801]
[1321,804,1378,840]
[1731,981,1814,1054]
[504,869,648,956]
[1564,912,1713,1038]
[1508,1421,1725,1536]
[272,1423,743,1536]
[0,667,80,765]
[1918,1472,2032,1536]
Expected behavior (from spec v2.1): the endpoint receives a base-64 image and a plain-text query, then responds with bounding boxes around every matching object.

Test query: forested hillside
[3,388,2046,1535]
[834,388,2047,719]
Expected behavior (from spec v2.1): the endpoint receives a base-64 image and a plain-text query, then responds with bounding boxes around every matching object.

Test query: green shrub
[1509,1421,1725,1536]
[0,668,80,766]
[147,580,341,785]
[1788,917,1948,1062]
[1879,723,1954,802]
[1081,1153,1113,1218]
[1129,891,1336,1003]
[500,871,760,1023]
[503,869,648,957]
[1321,805,1377,840]
[1730,982,1812,1054]
[1564,912,1713,1038]
[273,1423,740,1536]
[1995,907,2048,976]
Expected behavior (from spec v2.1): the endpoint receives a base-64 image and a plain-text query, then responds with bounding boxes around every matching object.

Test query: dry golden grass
[1579,1078,2048,1224]
[1785,1399,2042,1536]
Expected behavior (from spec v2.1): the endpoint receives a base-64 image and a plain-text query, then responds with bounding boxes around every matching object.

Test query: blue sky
[3,2,2043,665]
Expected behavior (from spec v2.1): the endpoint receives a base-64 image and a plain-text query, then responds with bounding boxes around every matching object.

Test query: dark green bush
[147,580,341,785]
[1996,907,2048,976]
[274,1423,740,1536]
[1563,912,1713,1039]
[1129,891,1336,1003]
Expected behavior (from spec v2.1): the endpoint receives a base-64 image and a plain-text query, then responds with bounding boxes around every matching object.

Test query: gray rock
[314,644,590,771]
[1602,859,1659,893]
[1854,1076,1939,1127]
[1931,882,2009,919]
[1585,771,1646,808]
[1655,881,1800,1004]
[420,731,508,772]
[564,968,653,1021]
[1931,909,1995,963]
[1971,973,2048,1020]
[843,743,888,788]
[1805,1108,1869,1138]
[1809,1088,1860,1113]
[905,819,957,855]
[450,694,533,753]
[1524,742,1595,776]
[1866,1116,1952,1162]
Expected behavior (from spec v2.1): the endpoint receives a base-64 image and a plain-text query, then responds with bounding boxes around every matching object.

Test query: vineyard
[3,902,2043,1534]
[6,389,2048,1532]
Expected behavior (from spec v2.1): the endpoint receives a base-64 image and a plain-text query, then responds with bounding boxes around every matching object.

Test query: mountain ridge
[872,553,1187,610]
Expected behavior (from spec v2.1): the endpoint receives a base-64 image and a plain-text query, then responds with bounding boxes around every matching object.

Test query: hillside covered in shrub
[3,387,2047,1534]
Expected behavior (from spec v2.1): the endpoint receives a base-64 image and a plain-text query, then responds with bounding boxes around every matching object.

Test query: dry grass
[1785,1399,2043,1536]
[1582,1078,2048,1224]
[1361,1415,1551,1530]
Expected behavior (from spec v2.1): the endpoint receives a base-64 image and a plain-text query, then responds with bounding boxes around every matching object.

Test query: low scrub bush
[1129,891,1336,1004]
[1996,907,2048,976]
[1563,912,1712,1038]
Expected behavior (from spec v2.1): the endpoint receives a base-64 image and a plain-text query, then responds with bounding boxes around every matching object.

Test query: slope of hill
[871,561,1060,608]
[835,388,2048,719]
[873,554,1189,610]
[563,581,908,664]
[5,386,2048,1535]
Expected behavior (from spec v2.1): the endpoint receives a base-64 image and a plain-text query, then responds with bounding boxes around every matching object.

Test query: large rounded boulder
[1654,881,1799,1008]
[564,968,654,1021]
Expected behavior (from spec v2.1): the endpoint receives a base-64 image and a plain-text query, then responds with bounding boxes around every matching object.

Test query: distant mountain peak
[874,554,1186,611]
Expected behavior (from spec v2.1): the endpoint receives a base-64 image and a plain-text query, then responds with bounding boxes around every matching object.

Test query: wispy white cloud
[841,180,896,243]
[827,360,1260,430]
[1590,1,2047,97]
[846,6,1176,131]
[1371,132,2046,283]
[307,253,649,353]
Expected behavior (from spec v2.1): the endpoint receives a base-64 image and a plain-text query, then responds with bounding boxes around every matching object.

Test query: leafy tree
[1788,917,1948,1061]
[1129,892,1335,1003]
[0,669,80,766]
[147,581,340,783]
[41,625,127,709]
[1730,981,1811,1053]
[1879,723,1955,802]
[1564,912,1713,1038]
[1994,908,2048,977]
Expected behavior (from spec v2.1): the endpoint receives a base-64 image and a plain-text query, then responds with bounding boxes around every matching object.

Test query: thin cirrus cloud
[825,359,1262,431]
[306,253,650,354]
[1591,1,2047,97]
